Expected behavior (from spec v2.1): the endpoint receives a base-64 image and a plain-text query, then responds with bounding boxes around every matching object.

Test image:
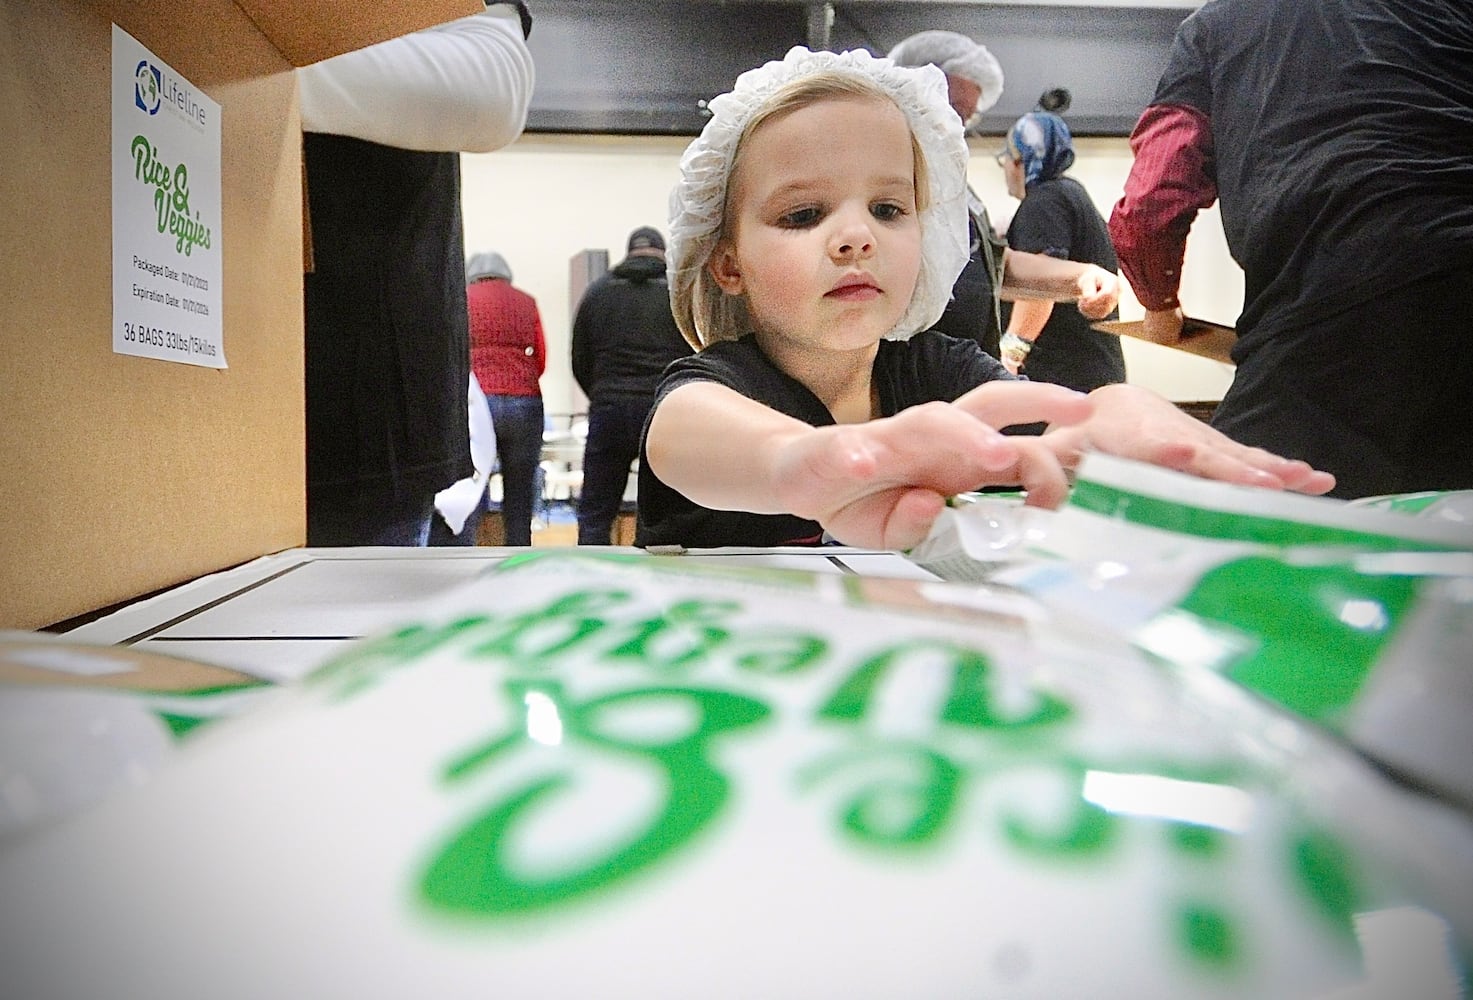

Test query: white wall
[461,132,1238,417]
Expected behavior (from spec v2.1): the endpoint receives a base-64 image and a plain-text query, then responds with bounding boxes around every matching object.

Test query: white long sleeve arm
[297,4,534,153]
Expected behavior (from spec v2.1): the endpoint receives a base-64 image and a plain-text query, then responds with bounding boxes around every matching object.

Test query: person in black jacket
[571,227,694,544]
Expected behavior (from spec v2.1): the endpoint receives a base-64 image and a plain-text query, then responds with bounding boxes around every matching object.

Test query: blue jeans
[486,394,544,545]
[577,397,650,545]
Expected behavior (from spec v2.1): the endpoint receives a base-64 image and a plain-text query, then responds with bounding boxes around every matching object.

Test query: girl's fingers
[864,403,1021,474]
[778,408,1018,521]
[954,380,1094,431]
[1127,436,1339,497]
[881,488,948,550]
[820,486,945,551]
[997,438,1072,509]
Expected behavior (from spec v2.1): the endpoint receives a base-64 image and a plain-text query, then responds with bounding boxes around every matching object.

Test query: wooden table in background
[1092,316,1237,366]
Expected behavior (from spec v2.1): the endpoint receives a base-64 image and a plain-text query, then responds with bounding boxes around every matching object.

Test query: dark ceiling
[523,1,1196,137]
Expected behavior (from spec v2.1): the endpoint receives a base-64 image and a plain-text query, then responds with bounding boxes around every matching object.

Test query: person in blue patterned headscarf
[1006,111,1076,190]
[995,111,1128,395]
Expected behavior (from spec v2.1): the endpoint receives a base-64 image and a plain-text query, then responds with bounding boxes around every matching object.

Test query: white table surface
[58,546,937,683]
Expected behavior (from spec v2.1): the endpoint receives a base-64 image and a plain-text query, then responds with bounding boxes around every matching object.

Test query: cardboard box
[0,0,479,629]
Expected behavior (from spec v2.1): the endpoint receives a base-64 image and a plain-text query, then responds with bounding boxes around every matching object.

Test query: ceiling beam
[524,1,1193,137]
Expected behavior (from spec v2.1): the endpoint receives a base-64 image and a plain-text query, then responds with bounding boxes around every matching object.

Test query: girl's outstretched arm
[647,379,1334,550]
[645,381,1095,549]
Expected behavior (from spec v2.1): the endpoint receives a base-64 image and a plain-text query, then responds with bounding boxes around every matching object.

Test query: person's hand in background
[1141,305,1185,344]
[1073,264,1119,319]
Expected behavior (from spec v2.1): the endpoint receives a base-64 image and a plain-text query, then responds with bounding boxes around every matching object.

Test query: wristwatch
[999,331,1033,367]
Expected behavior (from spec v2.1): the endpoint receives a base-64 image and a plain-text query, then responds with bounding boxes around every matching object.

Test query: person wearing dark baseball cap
[571,227,692,544]
[626,227,665,254]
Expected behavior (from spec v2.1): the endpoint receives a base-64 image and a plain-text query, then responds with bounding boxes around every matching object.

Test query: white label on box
[110,25,225,369]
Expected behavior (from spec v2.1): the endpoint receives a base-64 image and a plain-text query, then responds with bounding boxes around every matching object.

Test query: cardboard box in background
[0,0,479,630]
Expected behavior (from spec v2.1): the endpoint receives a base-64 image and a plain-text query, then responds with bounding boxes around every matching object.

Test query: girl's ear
[707,240,744,296]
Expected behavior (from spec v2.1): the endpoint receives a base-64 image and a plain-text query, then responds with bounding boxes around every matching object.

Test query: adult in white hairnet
[887,30,1117,361]
[887,29,1005,131]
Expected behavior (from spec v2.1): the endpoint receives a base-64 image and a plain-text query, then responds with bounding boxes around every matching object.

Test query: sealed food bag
[0,631,277,842]
[1350,489,1473,527]
[908,460,1470,587]
[1038,454,1473,566]
[998,547,1473,808]
[988,456,1473,807]
[907,492,1049,581]
[0,551,1469,1000]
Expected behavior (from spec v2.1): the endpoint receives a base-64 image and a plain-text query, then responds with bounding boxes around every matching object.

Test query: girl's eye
[872,202,908,222]
[778,207,822,227]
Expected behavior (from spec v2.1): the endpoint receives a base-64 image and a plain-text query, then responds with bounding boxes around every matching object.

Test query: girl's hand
[1042,383,1337,494]
[777,384,1096,548]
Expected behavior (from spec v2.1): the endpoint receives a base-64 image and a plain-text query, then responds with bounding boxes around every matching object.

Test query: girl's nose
[830,214,876,261]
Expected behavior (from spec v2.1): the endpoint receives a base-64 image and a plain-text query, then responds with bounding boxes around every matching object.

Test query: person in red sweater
[466,251,546,545]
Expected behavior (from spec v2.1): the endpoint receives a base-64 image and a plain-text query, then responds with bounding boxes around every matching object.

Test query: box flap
[234,0,483,67]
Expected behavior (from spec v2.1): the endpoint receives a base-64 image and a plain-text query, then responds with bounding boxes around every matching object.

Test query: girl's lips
[826,277,881,300]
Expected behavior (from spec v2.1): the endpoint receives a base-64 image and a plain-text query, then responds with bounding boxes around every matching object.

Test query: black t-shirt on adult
[634,331,1012,549]
[930,204,1006,359]
[1005,176,1126,394]
[1153,0,1473,348]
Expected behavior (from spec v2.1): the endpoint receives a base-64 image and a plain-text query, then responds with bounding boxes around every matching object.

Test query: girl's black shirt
[635,331,1012,549]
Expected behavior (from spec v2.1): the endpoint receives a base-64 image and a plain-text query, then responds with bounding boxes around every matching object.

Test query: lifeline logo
[133,58,206,130]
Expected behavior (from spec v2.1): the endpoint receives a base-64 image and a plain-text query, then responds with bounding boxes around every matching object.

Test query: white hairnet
[668,46,971,347]
[466,251,512,283]
[886,30,1004,115]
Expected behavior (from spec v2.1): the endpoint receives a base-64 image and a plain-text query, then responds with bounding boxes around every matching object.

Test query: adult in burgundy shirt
[467,252,546,545]
[1109,0,1473,499]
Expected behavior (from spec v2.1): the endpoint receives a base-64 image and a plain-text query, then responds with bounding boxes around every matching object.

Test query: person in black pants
[571,227,694,544]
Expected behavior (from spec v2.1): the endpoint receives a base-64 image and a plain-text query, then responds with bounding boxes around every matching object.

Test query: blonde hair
[676,72,932,349]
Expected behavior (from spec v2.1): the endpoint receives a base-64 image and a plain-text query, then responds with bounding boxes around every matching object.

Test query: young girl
[635,47,1334,551]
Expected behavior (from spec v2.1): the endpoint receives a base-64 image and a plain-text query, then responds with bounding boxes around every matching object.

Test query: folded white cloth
[435,375,496,535]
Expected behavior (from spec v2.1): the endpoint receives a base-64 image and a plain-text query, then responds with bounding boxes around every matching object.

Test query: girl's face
[709,94,922,357]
